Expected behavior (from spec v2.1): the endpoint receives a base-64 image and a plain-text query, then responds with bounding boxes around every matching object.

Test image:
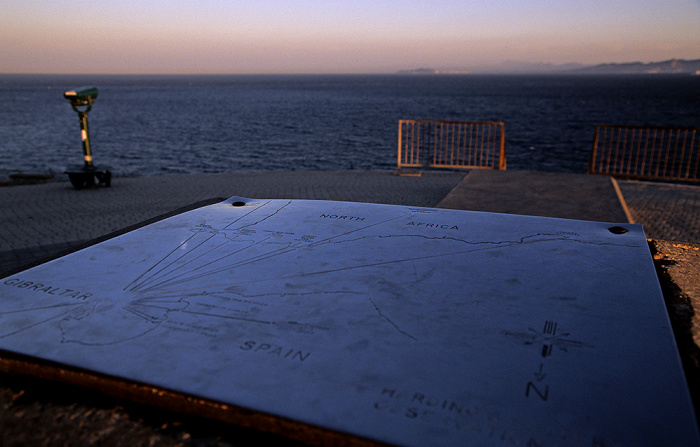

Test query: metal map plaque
[1,197,698,446]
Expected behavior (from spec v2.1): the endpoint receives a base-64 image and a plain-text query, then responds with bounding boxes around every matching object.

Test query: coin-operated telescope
[63,87,111,189]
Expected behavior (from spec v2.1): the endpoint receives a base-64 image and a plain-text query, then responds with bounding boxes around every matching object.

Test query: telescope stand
[63,88,111,189]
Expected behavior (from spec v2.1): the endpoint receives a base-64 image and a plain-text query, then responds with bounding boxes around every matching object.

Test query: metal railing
[397,120,506,171]
[589,125,699,182]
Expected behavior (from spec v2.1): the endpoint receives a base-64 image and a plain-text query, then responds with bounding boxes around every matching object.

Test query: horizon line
[2,71,698,77]
[3,57,699,77]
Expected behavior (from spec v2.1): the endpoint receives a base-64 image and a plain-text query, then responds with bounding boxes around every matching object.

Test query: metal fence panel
[398,120,506,171]
[590,125,699,182]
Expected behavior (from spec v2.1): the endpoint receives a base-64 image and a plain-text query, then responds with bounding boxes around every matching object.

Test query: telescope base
[65,166,112,190]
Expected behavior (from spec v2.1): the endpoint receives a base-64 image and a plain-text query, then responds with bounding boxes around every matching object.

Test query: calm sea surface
[0,74,698,179]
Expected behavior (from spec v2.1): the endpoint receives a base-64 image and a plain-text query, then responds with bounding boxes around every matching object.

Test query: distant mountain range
[398,58,700,75]
[573,58,700,74]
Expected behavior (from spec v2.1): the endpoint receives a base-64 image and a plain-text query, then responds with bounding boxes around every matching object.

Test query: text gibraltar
[3,278,92,300]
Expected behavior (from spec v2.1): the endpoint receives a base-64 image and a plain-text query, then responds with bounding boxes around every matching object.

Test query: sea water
[0,74,698,179]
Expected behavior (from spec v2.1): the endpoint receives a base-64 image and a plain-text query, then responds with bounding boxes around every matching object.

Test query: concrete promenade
[0,169,698,276]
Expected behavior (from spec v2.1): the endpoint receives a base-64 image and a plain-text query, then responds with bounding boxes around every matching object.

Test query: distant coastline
[573,58,700,75]
[398,58,700,75]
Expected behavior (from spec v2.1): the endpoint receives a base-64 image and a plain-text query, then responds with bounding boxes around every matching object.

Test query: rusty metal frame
[397,120,506,171]
[589,125,699,182]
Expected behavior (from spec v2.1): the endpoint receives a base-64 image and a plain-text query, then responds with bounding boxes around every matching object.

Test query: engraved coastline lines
[128,200,285,293]
[128,231,224,292]
[133,232,590,295]
[231,199,290,231]
[132,290,357,312]
[124,303,169,323]
[161,214,410,289]
[130,300,276,326]
[144,237,231,289]
[60,306,163,346]
[134,236,271,293]
[125,198,637,300]
[323,232,639,250]
[133,212,406,296]
[128,291,355,331]
[0,302,85,338]
[168,214,411,290]
[125,230,203,292]
[247,233,576,281]
[305,215,405,249]
[321,233,561,249]
[125,200,273,293]
[138,239,298,293]
[0,301,83,315]
[170,308,272,325]
[368,297,417,341]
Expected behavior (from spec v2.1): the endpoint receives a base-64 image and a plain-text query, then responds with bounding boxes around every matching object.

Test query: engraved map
[1,197,698,446]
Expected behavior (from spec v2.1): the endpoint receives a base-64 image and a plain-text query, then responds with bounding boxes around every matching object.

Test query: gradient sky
[2,0,699,74]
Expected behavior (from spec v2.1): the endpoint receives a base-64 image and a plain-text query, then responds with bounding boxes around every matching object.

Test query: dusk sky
[2,0,699,74]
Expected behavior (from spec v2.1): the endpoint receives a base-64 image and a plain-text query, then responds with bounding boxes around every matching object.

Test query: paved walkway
[617,179,700,243]
[0,169,698,277]
[436,170,631,222]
